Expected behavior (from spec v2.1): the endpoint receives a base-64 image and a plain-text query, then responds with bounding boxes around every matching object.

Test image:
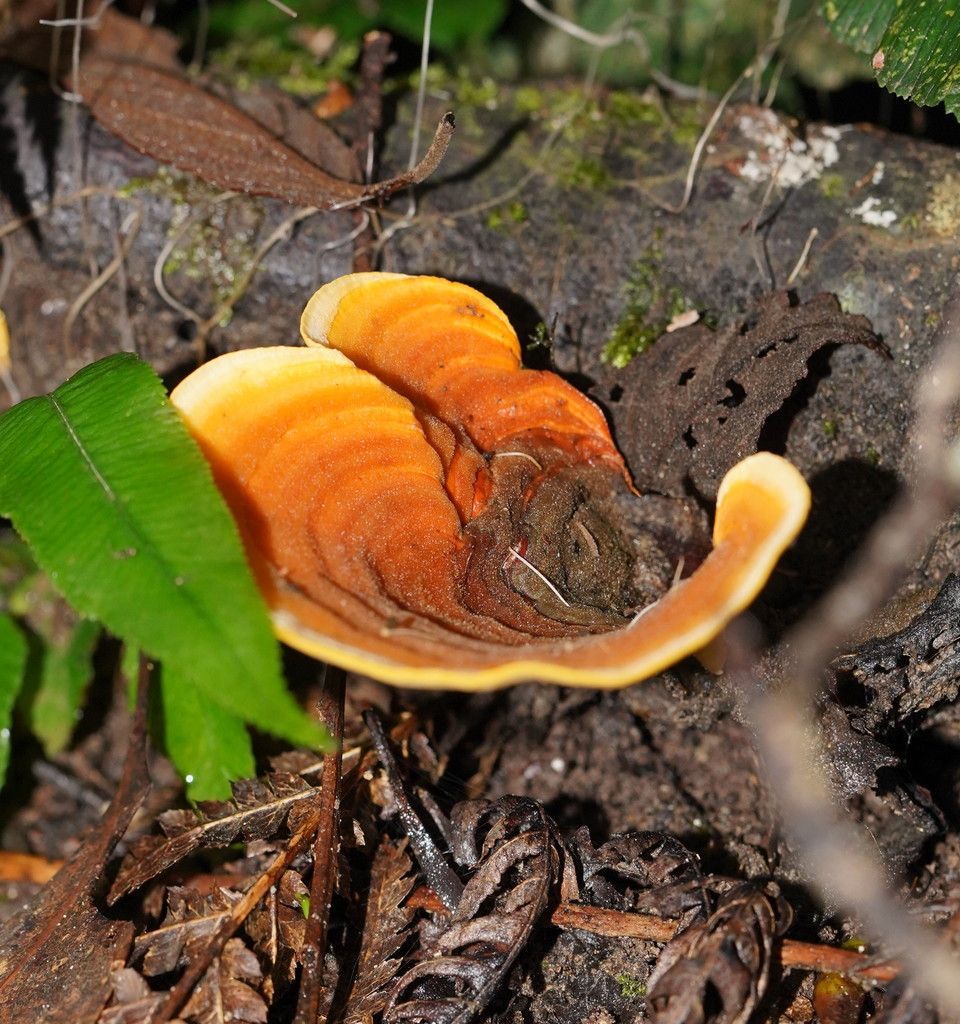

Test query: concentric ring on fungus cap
[170,273,811,690]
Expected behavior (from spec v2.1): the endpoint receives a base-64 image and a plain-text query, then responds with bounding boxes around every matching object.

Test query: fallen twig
[550,903,900,985]
[293,668,345,1024]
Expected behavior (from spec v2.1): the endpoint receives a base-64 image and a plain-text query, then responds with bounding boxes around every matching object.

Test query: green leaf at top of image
[0,353,327,756]
[0,615,28,786]
[821,0,960,114]
[821,0,899,53]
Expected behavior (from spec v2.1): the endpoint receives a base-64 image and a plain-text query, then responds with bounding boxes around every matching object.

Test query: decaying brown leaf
[0,665,151,1024]
[343,838,417,1024]
[117,927,269,1024]
[647,883,790,1024]
[384,797,557,1024]
[0,1,181,74]
[69,57,454,211]
[100,965,161,1024]
[572,829,707,918]
[611,292,885,498]
[224,84,360,186]
[133,886,243,978]
[108,772,321,903]
[181,937,268,1024]
[113,888,269,1021]
[245,868,311,1001]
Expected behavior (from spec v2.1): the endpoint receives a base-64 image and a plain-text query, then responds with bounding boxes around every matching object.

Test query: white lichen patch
[849,196,898,229]
[736,109,843,188]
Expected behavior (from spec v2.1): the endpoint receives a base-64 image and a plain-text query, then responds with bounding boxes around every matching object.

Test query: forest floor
[1,20,960,1024]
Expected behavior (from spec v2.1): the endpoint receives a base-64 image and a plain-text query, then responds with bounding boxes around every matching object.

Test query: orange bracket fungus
[170,273,811,690]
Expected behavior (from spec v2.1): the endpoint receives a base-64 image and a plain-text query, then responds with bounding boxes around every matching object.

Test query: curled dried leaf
[384,798,556,1024]
[647,883,789,1024]
[572,829,707,918]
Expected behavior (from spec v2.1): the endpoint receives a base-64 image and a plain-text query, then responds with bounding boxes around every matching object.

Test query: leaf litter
[108,771,324,905]
[0,690,915,1024]
[0,282,953,1022]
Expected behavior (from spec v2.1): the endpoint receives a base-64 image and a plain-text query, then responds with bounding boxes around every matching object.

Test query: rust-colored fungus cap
[170,273,811,690]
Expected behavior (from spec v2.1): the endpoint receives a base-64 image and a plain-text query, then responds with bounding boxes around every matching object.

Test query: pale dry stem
[741,282,960,1013]
[61,202,142,357]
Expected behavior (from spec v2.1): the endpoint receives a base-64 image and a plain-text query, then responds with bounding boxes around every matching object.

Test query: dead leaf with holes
[608,292,886,499]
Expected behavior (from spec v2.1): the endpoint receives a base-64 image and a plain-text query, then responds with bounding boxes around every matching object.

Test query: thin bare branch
[61,201,142,358]
[517,0,644,51]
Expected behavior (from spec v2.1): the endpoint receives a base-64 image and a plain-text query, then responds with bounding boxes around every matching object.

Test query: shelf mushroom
[170,273,810,690]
